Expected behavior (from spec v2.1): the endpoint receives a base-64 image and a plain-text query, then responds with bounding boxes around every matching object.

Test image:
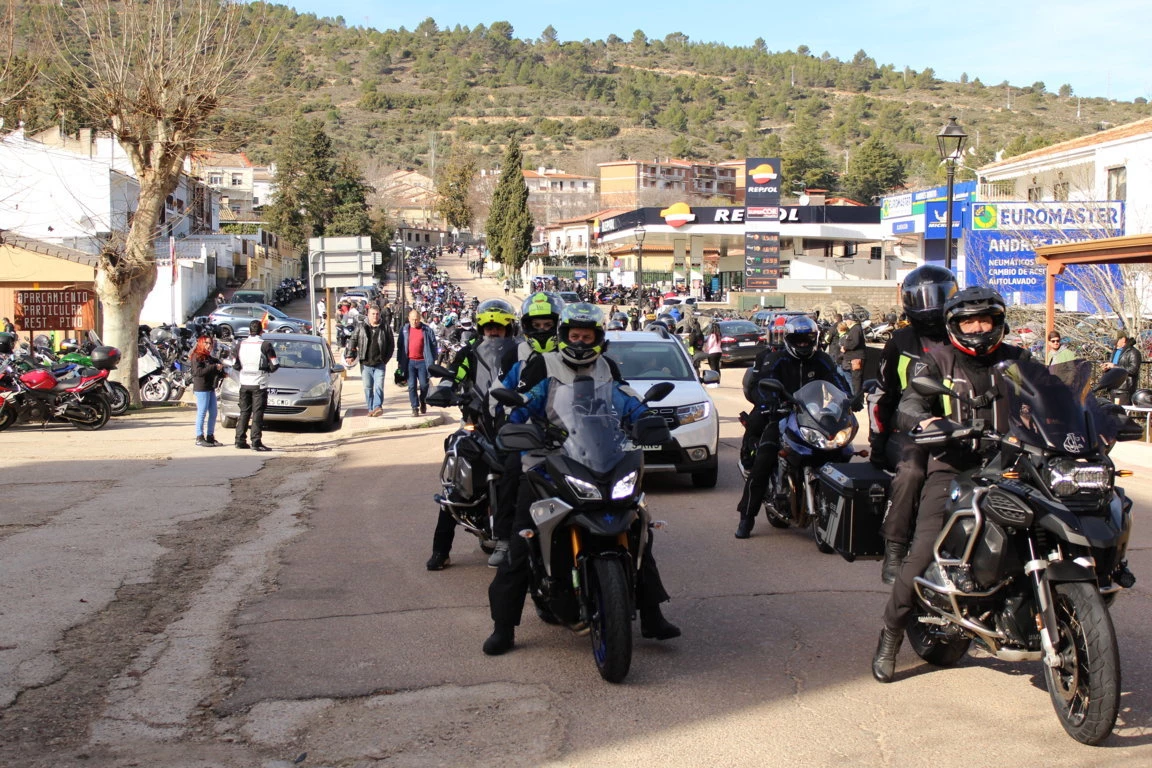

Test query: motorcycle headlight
[676,401,710,425]
[302,380,330,398]
[799,425,856,450]
[565,475,602,501]
[1048,458,1112,497]
[612,470,639,500]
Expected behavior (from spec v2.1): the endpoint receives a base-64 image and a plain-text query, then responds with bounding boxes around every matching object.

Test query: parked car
[218,334,343,430]
[558,291,581,305]
[606,330,720,487]
[711,319,768,365]
[660,295,698,309]
[230,289,270,305]
[208,304,313,338]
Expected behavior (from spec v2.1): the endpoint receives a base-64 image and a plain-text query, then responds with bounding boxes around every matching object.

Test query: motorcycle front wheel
[141,376,171,403]
[106,382,130,415]
[71,394,111,431]
[0,403,15,431]
[589,557,633,684]
[1044,581,1120,745]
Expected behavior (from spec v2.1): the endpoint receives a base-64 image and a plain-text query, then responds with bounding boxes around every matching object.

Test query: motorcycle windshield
[996,357,1106,454]
[550,378,629,475]
[793,380,852,434]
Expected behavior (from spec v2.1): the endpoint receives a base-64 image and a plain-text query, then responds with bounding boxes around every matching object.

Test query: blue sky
[285,0,1152,102]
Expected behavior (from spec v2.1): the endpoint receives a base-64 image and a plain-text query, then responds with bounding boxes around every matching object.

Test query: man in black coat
[1104,333,1143,405]
[839,316,866,397]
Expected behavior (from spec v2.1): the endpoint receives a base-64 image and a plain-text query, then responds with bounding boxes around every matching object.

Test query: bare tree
[0,0,33,109]
[40,0,265,402]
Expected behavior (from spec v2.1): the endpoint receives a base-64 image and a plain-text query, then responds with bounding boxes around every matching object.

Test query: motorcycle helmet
[0,332,15,355]
[901,265,958,335]
[782,316,820,360]
[521,292,565,353]
[59,338,80,355]
[943,286,1007,357]
[1132,389,1152,408]
[459,315,474,330]
[475,299,516,334]
[557,303,607,367]
[149,327,174,344]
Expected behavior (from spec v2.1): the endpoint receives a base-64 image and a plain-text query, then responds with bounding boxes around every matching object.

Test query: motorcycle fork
[1024,536,1063,668]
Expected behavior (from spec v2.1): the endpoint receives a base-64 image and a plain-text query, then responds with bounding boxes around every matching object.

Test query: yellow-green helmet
[557,302,606,366]
[475,299,516,331]
[521,292,565,353]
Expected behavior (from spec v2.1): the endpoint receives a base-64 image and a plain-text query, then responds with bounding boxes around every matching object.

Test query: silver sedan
[219,334,344,431]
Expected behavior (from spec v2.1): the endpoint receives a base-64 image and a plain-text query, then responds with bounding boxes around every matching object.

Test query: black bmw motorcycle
[492,377,672,683]
[905,358,1136,745]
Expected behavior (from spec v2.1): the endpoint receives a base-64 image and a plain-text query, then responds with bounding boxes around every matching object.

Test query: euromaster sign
[964,201,1125,307]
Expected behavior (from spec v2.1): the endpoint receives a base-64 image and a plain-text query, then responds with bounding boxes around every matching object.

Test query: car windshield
[996,357,1114,453]
[551,378,630,474]
[268,340,327,369]
[608,340,695,381]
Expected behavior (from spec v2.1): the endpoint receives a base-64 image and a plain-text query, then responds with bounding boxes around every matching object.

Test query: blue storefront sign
[573,269,587,280]
[924,201,968,239]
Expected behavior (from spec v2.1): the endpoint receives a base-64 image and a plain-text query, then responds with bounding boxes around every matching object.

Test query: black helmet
[943,286,1007,357]
[0,332,14,355]
[1131,389,1152,408]
[783,316,819,360]
[901,265,958,335]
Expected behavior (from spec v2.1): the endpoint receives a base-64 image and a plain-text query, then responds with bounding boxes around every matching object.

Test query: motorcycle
[137,331,172,402]
[749,378,865,552]
[491,378,673,683]
[0,347,118,431]
[901,358,1136,745]
[865,322,893,343]
[57,334,130,415]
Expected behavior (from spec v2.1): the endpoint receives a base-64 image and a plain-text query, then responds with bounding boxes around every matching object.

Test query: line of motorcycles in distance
[429,351,1143,746]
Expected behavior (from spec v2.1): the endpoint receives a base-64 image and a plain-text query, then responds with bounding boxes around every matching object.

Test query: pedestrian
[704,320,723,380]
[839,315,866,398]
[397,308,437,417]
[1103,332,1143,405]
[215,292,226,308]
[1,317,14,333]
[345,305,395,417]
[231,320,278,452]
[189,332,226,447]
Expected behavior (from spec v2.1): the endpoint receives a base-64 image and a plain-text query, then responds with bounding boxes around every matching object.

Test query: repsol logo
[747,185,780,194]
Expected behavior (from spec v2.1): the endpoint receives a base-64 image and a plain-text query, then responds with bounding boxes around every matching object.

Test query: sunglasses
[1048,338,1061,342]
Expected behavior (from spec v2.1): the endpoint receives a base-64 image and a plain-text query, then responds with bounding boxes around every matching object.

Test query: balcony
[978,181,1018,201]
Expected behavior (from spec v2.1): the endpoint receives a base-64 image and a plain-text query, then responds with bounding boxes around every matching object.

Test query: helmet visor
[903,282,955,313]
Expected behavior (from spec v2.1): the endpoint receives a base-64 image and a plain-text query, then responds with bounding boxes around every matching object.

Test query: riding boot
[640,604,681,640]
[482,624,516,656]
[872,627,903,683]
[735,514,755,539]
[881,540,909,585]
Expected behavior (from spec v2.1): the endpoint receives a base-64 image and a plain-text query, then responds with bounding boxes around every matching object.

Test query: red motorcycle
[0,347,119,431]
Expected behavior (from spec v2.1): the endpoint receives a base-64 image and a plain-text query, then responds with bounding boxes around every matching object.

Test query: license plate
[641,445,663,451]
[738,341,756,346]
[269,397,291,407]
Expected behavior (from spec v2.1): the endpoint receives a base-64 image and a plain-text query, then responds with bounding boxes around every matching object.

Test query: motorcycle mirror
[910,376,954,398]
[496,423,545,452]
[1095,366,1128,393]
[643,381,675,403]
[490,387,526,408]
[427,363,453,379]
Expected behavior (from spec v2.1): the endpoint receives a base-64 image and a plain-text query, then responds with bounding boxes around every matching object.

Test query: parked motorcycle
[491,378,673,683]
[0,346,118,431]
[744,378,866,552]
[56,335,130,415]
[901,359,1136,745]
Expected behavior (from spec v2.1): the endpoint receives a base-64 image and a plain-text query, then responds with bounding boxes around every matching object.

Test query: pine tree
[840,136,905,203]
[485,140,532,264]
[780,114,837,196]
[265,119,338,249]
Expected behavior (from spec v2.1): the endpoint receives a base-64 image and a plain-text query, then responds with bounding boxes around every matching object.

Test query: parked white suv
[605,330,720,487]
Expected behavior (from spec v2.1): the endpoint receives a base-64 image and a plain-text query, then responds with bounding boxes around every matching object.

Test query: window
[231,173,243,186]
[1052,181,1069,201]
[1027,186,1043,202]
[1107,166,1127,200]
[208,174,223,185]
[843,242,857,257]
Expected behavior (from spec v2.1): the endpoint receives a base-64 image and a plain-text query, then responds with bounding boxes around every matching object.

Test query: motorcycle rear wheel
[0,404,15,432]
[141,376,171,403]
[106,382,130,415]
[72,394,111,431]
[589,557,633,684]
[1044,581,1120,745]
[906,610,971,666]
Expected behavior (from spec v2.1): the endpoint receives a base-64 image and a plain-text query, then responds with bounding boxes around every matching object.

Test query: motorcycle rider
[872,286,1029,683]
[426,299,518,571]
[736,316,848,539]
[870,265,958,584]
[483,303,680,655]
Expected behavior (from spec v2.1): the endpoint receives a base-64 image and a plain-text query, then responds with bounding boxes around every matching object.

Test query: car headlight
[565,475,602,501]
[1048,458,1112,497]
[798,425,855,449]
[676,401,711,425]
[302,380,331,398]
[612,470,639,500]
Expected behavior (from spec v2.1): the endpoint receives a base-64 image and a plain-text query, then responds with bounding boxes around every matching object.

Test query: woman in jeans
[189,333,225,447]
[704,321,723,382]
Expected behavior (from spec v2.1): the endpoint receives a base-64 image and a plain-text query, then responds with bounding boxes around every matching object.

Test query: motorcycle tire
[141,376,171,403]
[71,394,111,431]
[763,470,792,528]
[1043,581,1120,745]
[810,519,835,555]
[0,403,15,432]
[906,610,971,667]
[589,557,633,684]
[106,382,130,416]
[218,324,234,340]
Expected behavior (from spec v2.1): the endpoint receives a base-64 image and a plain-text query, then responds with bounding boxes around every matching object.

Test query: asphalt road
[2,260,1151,767]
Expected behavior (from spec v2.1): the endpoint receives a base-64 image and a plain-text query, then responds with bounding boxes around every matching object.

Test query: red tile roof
[982,116,1152,170]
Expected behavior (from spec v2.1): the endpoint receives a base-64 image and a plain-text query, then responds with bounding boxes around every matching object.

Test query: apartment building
[598,159,738,208]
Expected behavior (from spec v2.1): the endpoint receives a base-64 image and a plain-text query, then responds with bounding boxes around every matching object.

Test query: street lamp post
[937,116,968,272]
[634,224,646,291]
